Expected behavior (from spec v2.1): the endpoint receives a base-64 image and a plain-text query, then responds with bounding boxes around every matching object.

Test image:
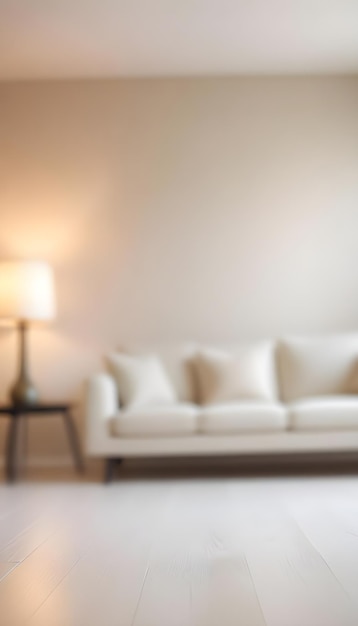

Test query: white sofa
[85,336,358,481]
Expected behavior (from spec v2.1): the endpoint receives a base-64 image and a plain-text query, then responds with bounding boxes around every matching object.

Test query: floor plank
[133,481,266,626]
[0,474,357,626]
[221,480,357,626]
[291,496,358,609]
[0,531,85,625]
[0,562,17,582]
[28,483,172,626]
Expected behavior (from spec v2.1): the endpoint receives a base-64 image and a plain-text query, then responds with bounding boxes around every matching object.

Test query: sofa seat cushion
[111,403,199,438]
[289,396,358,431]
[199,402,287,434]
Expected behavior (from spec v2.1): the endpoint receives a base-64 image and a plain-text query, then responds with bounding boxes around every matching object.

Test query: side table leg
[62,409,84,473]
[6,414,19,483]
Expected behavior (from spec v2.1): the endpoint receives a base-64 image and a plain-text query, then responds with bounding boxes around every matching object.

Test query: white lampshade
[0,260,56,321]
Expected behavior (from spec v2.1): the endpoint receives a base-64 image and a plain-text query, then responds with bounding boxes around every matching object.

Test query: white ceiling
[0,0,358,79]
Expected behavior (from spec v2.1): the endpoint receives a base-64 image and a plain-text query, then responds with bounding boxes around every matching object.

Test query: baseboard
[0,455,74,469]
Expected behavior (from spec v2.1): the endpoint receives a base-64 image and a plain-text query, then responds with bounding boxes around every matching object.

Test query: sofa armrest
[85,373,119,455]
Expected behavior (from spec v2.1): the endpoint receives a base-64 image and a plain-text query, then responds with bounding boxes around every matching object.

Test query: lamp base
[11,321,39,407]
[10,377,38,407]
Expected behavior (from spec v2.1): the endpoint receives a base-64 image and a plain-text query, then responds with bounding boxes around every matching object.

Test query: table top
[0,403,72,414]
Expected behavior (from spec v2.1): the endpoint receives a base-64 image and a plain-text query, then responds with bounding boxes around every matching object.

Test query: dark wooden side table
[0,403,84,482]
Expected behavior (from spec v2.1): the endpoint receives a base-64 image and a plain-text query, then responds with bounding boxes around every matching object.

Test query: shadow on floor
[1,452,358,484]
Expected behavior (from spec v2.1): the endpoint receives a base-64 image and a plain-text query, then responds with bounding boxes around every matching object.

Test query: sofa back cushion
[119,341,278,404]
[193,343,278,404]
[278,335,358,402]
[106,352,177,409]
[118,343,199,403]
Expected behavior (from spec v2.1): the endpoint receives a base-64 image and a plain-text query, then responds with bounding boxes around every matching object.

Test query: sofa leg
[104,458,122,483]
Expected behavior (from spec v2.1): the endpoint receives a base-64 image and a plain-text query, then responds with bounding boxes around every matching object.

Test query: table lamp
[0,260,56,406]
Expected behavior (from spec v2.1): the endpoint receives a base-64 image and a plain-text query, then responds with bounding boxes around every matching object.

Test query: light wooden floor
[1,467,358,625]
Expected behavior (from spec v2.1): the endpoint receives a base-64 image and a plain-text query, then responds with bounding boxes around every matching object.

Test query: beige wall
[0,76,358,461]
